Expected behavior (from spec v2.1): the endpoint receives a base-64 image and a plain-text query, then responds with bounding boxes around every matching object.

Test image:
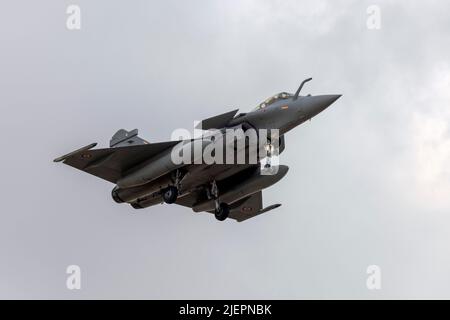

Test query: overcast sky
[0,0,449,299]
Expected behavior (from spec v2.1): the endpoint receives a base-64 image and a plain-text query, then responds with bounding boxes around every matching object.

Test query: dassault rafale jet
[54,78,340,222]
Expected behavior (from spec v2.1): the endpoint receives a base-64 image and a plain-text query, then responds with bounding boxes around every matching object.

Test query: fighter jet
[54,78,340,222]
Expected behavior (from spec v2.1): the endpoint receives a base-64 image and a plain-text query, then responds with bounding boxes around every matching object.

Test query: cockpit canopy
[254,92,293,110]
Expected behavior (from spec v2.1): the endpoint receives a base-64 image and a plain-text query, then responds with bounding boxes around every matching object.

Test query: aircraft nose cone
[325,94,341,104]
[307,94,341,117]
[315,94,341,109]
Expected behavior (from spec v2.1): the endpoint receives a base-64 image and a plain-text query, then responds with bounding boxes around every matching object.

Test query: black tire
[214,203,230,221]
[162,186,178,204]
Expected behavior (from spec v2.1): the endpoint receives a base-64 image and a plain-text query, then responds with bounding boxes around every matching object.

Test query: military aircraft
[54,78,340,222]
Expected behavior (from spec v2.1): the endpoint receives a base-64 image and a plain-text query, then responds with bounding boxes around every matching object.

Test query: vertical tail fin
[110,129,149,148]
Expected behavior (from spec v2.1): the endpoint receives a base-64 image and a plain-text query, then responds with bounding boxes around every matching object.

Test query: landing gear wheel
[214,203,230,221]
[162,186,178,204]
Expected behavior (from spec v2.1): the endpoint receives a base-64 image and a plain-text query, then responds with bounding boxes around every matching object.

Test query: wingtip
[53,142,97,163]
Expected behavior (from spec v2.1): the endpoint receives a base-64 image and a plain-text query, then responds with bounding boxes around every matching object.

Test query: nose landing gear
[208,180,230,221]
[264,142,274,169]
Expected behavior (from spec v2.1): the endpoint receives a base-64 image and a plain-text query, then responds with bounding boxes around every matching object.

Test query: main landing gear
[162,170,183,204]
[208,180,230,221]
[162,186,178,204]
[214,203,230,221]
